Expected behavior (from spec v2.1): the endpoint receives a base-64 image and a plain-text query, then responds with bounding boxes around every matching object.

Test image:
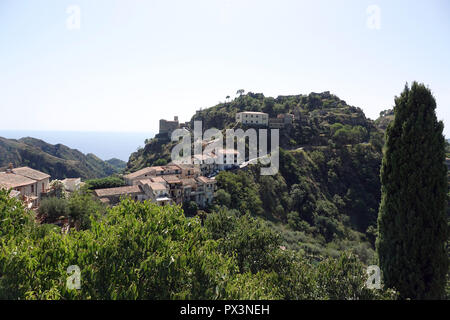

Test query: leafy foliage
[85,176,126,190]
[0,193,397,300]
[38,189,106,229]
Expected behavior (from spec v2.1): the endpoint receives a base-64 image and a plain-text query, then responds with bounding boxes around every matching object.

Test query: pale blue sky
[1,0,449,136]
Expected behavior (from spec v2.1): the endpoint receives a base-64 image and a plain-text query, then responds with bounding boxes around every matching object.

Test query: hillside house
[193,154,217,176]
[94,185,147,206]
[268,113,294,129]
[236,112,268,126]
[195,176,215,207]
[0,165,50,206]
[215,149,240,170]
[137,179,172,206]
[123,165,182,185]
[61,178,81,192]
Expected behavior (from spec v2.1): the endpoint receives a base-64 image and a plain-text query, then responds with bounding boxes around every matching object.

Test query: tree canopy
[376,82,448,299]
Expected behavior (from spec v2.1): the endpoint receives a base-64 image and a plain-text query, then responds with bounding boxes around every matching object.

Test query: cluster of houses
[94,163,217,207]
[0,162,219,210]
[2,111,298,210]
[0,164,51,208]
[0,164,82,208]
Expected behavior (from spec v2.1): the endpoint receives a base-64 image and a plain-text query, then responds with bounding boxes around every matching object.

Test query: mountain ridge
[0,136,121,180]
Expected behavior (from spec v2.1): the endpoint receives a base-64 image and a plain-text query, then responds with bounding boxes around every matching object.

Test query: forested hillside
[126,92,389,262]
[0,137,120,180]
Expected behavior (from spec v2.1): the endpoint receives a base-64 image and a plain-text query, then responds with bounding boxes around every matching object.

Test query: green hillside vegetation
[446,139,450,158]
[213,144,381,263]
[126,92,382,172]
[126,92,387,262]
[374,109,395,131]
[0,137,120,180]
[105,158,127,170]
[0,189,396,300]
[84,176,127,190]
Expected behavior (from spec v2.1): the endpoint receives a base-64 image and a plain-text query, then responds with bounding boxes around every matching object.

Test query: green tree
[214,189,231,207]
[38,197,69,222]
[182,200,199,216]
[0,189,33,238]
[376,82,448,299]
[85,176,126,190]
[0,199,277,299]
[67,190,106,229]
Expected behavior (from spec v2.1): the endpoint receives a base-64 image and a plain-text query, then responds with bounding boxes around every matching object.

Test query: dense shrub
[85,176,126,190]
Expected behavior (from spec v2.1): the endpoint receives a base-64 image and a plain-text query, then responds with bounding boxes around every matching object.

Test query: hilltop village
[0,110,297,211]
[91,110,299,208]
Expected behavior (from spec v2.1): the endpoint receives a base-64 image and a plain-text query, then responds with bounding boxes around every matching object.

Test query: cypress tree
[376,82,448,299]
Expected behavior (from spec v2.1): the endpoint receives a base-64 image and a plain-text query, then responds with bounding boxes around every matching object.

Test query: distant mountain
[106,158,127,170]
[0,137,120,180]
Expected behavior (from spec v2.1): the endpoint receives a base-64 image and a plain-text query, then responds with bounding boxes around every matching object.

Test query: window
[31,185,34,194]
[42,183,45,192]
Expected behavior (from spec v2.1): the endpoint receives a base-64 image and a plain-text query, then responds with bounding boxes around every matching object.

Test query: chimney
[174,116,179,122]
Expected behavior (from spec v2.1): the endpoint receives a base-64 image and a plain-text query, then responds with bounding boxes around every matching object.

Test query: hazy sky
[1,0,449,135]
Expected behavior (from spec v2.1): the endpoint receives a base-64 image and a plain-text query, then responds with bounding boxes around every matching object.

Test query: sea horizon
[0,130,155,162]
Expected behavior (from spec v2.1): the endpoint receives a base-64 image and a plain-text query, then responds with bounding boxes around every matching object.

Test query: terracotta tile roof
[124,165,180,180]
[196,176,215,184]
[138,179,153,185]
[150,176,166,184]
[12,167,50,181]
[124,167,156,179]
[94,185,143,197]
[164,165,181,171]
[148,182,167,191]
[181,178,197,187]
[163,175,181,184]
[0,172,36,189]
